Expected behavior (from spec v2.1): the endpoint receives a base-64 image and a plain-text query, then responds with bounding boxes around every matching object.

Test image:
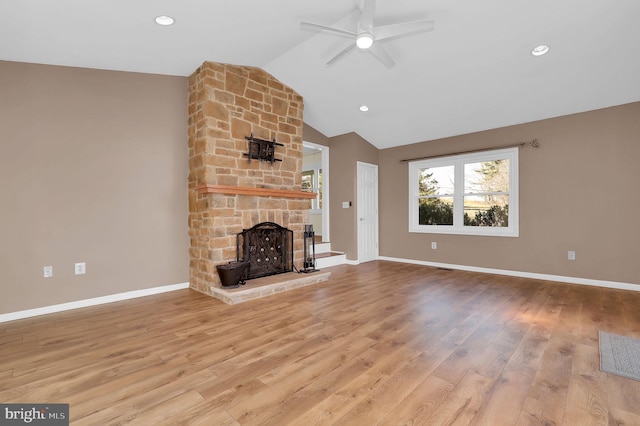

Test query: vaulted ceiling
[2,0,639,148]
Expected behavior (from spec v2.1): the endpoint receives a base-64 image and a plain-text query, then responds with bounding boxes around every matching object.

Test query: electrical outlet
[43,266,53,278]
[75,262,86,275]
[568,250,576,261]
[431,242,437,249]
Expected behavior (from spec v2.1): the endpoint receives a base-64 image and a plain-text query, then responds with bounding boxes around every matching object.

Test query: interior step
[307,241,346,268]
[314,251,346,268]
[314,242,332,254]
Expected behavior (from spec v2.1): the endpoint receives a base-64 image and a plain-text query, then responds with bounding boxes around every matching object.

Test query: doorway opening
[302,142,329,243]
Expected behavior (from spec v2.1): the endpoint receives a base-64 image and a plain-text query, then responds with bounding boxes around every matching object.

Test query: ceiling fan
[301,0,435,68]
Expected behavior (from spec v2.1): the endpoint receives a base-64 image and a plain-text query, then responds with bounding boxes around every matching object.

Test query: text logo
[1,404,69,425]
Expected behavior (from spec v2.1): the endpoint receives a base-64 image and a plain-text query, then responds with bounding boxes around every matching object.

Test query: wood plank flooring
[2,261,640,425]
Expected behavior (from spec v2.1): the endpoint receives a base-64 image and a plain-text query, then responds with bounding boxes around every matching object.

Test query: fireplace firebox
[237,222,293,279]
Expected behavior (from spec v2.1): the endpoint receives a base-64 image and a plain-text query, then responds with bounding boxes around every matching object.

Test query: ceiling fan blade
[326,43,356,67]
[301,21,356,37]
[358,0,376,33]
[374,19,435,41]
[369,43,395,68]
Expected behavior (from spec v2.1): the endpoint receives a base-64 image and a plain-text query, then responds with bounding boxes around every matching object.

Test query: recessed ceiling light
[155,15,175,26]
[360,105,369,112]
[531,45,549,56]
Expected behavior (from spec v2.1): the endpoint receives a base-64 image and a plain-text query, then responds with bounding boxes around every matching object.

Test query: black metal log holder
[244,133,283,164]
[216,261,250,289]
[301,224,318,273]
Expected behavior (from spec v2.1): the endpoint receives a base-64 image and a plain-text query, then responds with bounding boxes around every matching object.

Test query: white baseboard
[378,256,640,292]
[0,282,190,323]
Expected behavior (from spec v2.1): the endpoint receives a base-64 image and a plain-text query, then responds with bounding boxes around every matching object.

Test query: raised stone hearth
[209,271,331,305]
[187,61,319,299]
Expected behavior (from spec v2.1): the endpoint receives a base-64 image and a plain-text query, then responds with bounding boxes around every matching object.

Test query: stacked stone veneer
[188,61,310,295]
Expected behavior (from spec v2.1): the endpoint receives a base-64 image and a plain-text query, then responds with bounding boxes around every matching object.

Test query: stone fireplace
[187,61,315,297]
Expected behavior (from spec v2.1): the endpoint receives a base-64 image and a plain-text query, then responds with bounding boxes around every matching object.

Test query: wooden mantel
[197,184,317,199]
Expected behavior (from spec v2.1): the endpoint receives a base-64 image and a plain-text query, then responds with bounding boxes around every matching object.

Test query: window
[302,167,322,213]
[409,147,518,236]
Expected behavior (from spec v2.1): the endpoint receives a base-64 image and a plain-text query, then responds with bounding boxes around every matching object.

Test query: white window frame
[408,147,519,237]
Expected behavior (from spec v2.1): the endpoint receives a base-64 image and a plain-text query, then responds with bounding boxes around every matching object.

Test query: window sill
[409,226,519,237]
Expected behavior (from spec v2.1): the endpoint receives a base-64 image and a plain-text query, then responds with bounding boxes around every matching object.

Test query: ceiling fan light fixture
[356,33,374,49]
[360,105,369,112]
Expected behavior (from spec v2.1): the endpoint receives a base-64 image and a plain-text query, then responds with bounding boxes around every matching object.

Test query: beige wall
[0,61,190,313]
[329,132,379,260]
[379,102,640,286]
[303,123,330,147]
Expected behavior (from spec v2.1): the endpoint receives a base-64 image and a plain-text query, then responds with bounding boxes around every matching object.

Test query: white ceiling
[2,0,639,149]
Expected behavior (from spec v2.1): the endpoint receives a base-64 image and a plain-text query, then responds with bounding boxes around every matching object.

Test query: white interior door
[357,162,379,262]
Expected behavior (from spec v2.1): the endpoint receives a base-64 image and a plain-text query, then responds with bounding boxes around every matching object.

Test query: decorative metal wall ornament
[244,133,283,164]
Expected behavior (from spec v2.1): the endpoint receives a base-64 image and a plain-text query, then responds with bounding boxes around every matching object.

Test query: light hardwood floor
[2,261,640,425]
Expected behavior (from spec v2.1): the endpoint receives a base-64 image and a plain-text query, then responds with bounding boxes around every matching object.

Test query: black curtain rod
[400,139,539,162]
